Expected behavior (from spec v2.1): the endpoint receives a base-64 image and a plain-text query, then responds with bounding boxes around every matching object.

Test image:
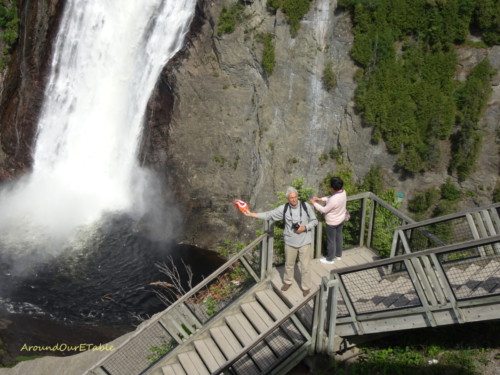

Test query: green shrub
[0,0,19,69]
[451,59,496,181]
[266,0,311,37]
[340,0,496,176]
[259,33,275,75]
[408,188,440,214]
[473,0,500,45]
[147,341,174,363]
[493,182,500,202]
[362,164,384,195]
[323,60,337,91]
[217,3,245,36]
[441,178,461,202]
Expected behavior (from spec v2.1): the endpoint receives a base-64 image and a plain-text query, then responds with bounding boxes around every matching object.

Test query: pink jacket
[313,190,347,226]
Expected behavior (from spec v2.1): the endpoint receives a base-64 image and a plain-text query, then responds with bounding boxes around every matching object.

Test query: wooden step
[210,325,242,358]
[241,300,296,358]
[255,289,289,320]
[193,338,226,373]
[178,351,209,375]
[209,325,258,374]
[162,362,186,375]
[226,313,259,346]
[241,301,274,332]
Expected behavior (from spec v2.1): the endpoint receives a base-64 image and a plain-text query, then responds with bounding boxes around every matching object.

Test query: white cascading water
[0,0,195,247]
[305,0,333,170]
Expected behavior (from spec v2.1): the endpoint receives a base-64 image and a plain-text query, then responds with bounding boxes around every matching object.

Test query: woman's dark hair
[330,177,344,191]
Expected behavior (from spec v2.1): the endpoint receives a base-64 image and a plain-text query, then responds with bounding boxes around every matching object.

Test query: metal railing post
[315,222,323,259]
[260,221,269,279]
[366,198,376,248]
[267,221,274,275]
[326,278,339,355]
[359,196,367,247]
[315,276,329,353]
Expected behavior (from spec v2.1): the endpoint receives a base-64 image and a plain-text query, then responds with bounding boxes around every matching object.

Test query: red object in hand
[233,200,249,213]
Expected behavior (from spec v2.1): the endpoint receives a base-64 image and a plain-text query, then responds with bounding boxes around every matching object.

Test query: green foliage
[216,239,245,258]
[329,148,343,163]
[204,295,217,316]
[266,0,282,13]
[362,164,384,195]
[147,341,174,363]
[441,178,461,202]
[0,0,19,69]
[213,155,226,167]
[266,0,312,37]
[217,3,245,36]
[275,177,314,204]
[473,0,500,45]
[259,32,276,75]
[493,182,500,202]
[408,187,440,213]
[371,189,401,257]
[341,0,497,176]
[322,60,337,91]
[451,59,496,180]
[319,152,329,165]
[319,322,498,375]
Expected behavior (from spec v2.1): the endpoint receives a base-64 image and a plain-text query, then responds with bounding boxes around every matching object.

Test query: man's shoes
[320,257,334,264]
[335,257,342,260]
[303,289,310,297]
[281,283,291,292]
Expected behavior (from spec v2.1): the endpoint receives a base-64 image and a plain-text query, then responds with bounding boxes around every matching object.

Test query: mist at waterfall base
[0,0,219,357]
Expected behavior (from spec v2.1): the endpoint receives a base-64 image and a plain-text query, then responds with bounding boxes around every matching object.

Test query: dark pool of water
[0,214,224,360]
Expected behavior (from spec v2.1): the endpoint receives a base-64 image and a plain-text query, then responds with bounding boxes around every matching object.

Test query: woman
[310,177,347,264]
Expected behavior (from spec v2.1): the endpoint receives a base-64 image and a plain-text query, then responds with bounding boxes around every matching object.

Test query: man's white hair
[286,187,298,198]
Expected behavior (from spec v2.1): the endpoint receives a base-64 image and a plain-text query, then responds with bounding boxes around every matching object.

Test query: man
[244,187,318,296]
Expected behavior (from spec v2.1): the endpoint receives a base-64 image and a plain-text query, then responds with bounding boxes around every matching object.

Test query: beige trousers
[283,243,312,291]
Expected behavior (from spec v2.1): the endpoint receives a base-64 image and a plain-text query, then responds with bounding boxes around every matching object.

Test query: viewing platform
[85,193,500,375]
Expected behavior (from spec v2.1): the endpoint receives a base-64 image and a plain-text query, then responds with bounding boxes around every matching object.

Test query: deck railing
[86,194,500,374]
[317,235,500,354]
[389,202,500,257]
[86,232,273,375]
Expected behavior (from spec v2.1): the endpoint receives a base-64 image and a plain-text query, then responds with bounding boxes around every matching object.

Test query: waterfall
[305,0,333,170]
[0,0,195,248]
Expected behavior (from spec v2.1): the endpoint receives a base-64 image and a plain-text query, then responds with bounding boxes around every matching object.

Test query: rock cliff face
[143,0,389,247]
[144,0,500,248]
[0,0,499,250]
[0,0,63,180]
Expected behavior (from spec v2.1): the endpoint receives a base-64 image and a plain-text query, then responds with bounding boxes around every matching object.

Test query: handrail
[315,234,500,354]
[86,194,500,374]
[214,289,318,374]
[333,235,500,275]
[85,231,271,374]
[396,202,500,231]
[347,191,415,224]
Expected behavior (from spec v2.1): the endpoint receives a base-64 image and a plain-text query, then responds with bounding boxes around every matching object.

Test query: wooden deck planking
[255,289,288,320]
[227,313,258,344]
[177,351,209,375]
[242,301,274,332]
[193,338,226,373]
[210,325,242,358]
[161,363,186,375]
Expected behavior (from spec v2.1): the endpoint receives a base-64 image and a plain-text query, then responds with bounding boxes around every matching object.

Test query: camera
[291,222,300,231]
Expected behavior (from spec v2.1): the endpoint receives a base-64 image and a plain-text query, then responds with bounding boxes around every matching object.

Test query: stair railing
[86,230,274,375]
[316,235,500,355]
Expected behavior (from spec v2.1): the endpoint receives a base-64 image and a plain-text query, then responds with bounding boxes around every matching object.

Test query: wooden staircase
[153,286,310,375]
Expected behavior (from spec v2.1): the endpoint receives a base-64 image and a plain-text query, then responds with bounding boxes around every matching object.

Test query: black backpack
[283,201,310,222]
